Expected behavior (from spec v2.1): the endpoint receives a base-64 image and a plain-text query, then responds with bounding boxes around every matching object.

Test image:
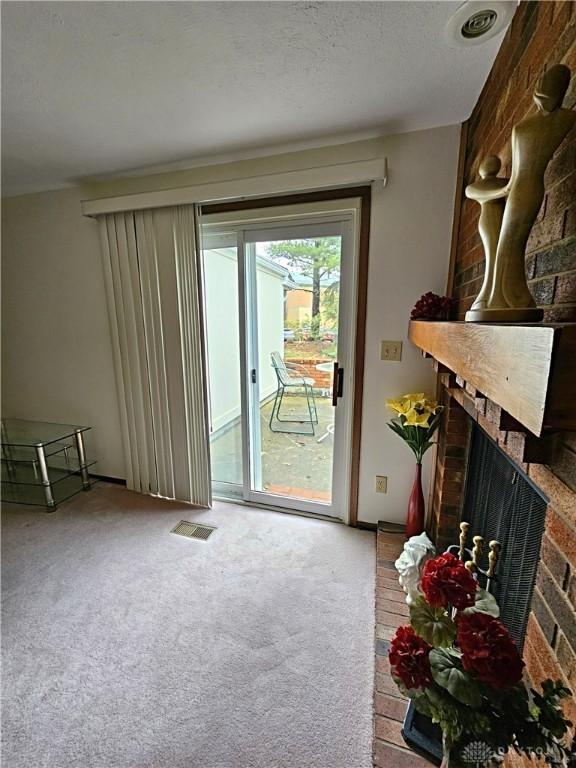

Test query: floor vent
[171,521,216,541]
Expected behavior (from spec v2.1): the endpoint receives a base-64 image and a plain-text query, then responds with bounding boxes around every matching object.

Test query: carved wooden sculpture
[464,157,508,315]
[465,64,576,323]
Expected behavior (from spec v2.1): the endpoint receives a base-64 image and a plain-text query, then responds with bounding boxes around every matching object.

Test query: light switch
[381,340,402,361]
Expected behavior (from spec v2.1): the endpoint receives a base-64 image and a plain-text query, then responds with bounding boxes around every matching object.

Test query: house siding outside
[203,248,284,434]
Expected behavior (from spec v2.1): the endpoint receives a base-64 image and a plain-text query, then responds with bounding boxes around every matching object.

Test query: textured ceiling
[1,1,509,196]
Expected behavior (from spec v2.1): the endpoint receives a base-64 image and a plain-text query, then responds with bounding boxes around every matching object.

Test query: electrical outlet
[381,340,402,361]
[375,475,388,493]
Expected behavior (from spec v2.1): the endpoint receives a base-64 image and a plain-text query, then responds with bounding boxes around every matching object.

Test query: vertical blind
[98,205,211,506]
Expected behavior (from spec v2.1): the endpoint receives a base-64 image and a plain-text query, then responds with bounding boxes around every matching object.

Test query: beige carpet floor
[1,483,375,768]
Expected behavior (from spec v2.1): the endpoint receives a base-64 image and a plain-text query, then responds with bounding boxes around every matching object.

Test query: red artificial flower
[389,626,433,690]
[457,612,524,689]
[421,553,477,610]
[411,292,453,320]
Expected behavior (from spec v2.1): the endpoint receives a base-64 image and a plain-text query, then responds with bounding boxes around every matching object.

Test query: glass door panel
[202,212,357,521]
[242,220,353,518]
[248,234,341,505]
[202,237,244,499]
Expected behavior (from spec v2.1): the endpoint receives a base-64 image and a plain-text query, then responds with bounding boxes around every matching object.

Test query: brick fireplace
[429,386,575,736]
[430,3,576,764]
[373,6,575,765]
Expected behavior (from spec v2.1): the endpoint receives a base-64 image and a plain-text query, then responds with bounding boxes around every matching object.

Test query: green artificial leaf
[530,679,573,740]
[429,648,483,708]
[419,440,434,457]
[528,702,541,720]
[410,596,456,647]
[428,409,443,430]
[388,423,421,460]
[461,588,500,618]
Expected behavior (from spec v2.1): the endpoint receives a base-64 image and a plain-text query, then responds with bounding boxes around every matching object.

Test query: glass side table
[1,418,96,511]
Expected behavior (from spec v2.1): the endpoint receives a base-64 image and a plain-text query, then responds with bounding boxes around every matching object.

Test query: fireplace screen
[462,425,547,650]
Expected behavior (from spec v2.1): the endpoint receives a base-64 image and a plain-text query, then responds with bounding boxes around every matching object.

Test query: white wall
[1,124,459,522]
[1,189,125,477]
[357,127,458,524]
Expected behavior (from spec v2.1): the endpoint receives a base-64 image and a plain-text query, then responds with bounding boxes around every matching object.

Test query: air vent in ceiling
[461,9,498,38]
[445,1,516,48]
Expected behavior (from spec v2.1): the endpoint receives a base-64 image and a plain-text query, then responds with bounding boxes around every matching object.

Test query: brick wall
[286,358,332,389]
[428,387,471,551]
[434,5,576,760]
[452,1,576,492]
[453,1,576,324]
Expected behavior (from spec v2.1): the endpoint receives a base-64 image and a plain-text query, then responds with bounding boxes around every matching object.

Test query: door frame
[201,186,371,527]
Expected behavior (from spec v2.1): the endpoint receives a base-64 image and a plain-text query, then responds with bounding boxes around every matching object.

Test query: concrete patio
[210,393,335,502]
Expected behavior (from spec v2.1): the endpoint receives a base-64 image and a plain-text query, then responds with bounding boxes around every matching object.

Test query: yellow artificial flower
[402,393,425,404]
[386,397,413,415]
[387,393,442,424]
[404,408,431,427]
[388,393,436,412]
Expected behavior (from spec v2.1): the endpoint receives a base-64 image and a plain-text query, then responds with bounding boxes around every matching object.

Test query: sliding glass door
[202,232,244,498]
[202,210,357,520]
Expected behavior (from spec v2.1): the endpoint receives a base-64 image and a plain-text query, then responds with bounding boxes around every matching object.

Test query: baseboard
[89,473,127,486]
[357,520,377,531]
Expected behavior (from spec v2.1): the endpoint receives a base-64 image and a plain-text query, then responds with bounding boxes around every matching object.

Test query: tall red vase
[406,462,425,538]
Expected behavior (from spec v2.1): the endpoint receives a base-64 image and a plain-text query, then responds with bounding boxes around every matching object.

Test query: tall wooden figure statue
[464,156,508,315]
[466,64,576,323]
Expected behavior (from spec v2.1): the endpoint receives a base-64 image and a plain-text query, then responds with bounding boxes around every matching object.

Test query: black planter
[401,700,443,766]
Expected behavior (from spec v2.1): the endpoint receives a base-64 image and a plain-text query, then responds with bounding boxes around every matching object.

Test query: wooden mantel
[408,320,576,437]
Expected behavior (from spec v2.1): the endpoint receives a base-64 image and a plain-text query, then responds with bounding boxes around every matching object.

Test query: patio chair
[269,351,318,435]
